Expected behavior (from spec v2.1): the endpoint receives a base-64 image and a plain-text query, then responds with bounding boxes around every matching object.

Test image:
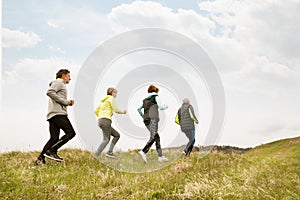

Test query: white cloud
[47,19,63,29]
[108,1,215,38]
[2,57,80,107]
[47,45,65,54]
[223,56,300,95]
[104,1,300,91]
[194,0,300,95]
[2,28,41,48]
[4,57,78,82]
[198,0,300,63]
[44,7,111,46]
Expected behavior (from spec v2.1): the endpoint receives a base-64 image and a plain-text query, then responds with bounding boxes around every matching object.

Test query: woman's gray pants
[95,118,120,156]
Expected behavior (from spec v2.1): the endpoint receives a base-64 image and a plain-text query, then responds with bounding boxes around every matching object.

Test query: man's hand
[68,100,74,106]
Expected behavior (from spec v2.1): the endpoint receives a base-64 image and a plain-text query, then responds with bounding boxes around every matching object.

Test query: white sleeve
[155,96,168,110]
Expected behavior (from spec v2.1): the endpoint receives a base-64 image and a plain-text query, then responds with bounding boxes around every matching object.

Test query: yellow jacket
[95,95,125,120]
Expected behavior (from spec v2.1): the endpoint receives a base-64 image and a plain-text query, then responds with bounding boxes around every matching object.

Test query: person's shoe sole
[105,154,116,159]
[159,159,168,162]
[158,157,168,162]
[43,153,63,162]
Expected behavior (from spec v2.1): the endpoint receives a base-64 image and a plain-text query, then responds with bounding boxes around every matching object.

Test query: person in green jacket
[137,84,168,163]
[94,87,126,158]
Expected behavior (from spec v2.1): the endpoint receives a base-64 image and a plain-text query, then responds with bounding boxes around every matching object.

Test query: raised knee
[71,132,76,138]
[67,132,76,140]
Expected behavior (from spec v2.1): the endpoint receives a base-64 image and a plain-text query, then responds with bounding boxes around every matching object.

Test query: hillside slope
[0,137,299,199]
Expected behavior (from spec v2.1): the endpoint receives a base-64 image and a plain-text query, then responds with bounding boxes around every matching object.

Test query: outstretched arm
[111,97,126,114]
[155,96,168,110]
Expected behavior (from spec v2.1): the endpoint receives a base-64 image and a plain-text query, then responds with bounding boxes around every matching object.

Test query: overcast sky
[1,0,300,152]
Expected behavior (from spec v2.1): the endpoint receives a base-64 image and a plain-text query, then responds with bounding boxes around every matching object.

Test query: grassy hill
[1,137,299,199]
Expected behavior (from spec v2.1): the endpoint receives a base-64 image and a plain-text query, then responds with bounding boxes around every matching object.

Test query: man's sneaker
[182,150,187,156]
[54,153,64,161]
[44,151,63,162]
[34,156,46,165]
[158,156,168,162]
[106,152,117,159]
[138,151,147,163]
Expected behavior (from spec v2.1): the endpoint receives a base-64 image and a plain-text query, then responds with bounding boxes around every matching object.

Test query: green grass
[1,136,299,199]
[98,148,183,173]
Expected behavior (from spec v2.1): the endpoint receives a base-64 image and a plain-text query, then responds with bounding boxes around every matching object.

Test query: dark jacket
[142,95,158,125]
[176,103,198,131]
[138,92,168,125]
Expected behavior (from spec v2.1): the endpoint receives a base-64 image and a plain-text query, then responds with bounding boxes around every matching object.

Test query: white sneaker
[158,156,168,162]
[138,151,147,163]
[105,152,117,159]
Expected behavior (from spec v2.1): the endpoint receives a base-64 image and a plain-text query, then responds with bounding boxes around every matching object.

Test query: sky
[1,0,300,152]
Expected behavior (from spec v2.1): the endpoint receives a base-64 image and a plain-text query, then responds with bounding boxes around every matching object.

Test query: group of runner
[35,69,199,165]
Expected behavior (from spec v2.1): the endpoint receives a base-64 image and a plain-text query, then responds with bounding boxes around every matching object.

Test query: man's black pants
[40,115,76,156]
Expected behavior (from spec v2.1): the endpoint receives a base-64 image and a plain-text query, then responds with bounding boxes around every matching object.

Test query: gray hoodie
[46,79,69,120]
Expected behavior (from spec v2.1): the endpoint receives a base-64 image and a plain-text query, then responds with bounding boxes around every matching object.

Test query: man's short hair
[56,69,70,79]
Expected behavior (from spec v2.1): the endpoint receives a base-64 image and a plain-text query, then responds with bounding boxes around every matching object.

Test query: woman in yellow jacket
[94,87,126,158]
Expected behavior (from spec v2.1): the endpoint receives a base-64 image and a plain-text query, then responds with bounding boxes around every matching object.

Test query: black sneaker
[106,152,117,159]
[54,153,64,161]
[44,151,63,162]
[34,156,46,165]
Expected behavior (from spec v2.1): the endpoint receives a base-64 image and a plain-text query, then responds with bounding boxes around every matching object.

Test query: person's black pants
[40,115,76,156]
